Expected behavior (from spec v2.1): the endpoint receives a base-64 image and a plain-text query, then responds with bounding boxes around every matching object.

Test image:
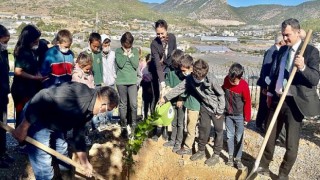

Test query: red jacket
[222,76,251,122]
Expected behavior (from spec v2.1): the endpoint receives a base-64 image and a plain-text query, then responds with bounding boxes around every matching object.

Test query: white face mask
[32,45,39,50]
[60,47,69,53]
[103,47,110,53]
[182,71,190,77]
[0,43,7,51]
[193,76,205,84]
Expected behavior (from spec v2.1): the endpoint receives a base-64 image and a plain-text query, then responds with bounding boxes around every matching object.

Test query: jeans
[198,106,224,155]
[225,115,244,159]
[27,123,70,180]
[169,106,185,147]
[116,84,137,128]
[260,96,303,176]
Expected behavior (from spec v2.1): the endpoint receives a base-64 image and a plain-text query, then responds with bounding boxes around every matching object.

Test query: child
[161,49,185,152]
[83,32,103,87]
[41,29,74,88]
[175,55,201,155]
[222,63,251,170]
[72,53,95,89]
[160,59,225,166]
[140,54,153,119]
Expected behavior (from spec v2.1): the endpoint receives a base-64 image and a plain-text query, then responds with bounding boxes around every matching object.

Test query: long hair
[14,24,41,57]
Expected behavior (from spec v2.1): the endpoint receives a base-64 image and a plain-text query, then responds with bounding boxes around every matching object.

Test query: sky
[140,0,311,7]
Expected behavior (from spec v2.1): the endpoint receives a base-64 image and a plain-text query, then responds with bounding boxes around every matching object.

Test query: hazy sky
[140,0,311,7]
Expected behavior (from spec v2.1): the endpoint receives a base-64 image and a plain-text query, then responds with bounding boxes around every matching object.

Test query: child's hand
[159,97,166,105]
[244,121,248,126]
[215,114,222,119]
[177,101,183,108]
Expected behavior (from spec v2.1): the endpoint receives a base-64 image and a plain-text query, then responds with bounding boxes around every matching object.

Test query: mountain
[234,1,320,25]
[155,0,245,26]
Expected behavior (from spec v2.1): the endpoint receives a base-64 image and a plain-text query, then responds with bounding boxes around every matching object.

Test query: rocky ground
[0,117,319,180]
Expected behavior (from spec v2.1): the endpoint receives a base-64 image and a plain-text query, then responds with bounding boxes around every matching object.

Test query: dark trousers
[0,106,7,154]
[116,84,137,128]
[150,77,160,114]
[260,96,303,176]
[198,106,224,155]
[256,91,268,128]
[170,106,185,146]
[141,81,153,119]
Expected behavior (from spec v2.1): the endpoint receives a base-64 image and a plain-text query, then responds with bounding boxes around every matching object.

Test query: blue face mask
[193,76,205,84]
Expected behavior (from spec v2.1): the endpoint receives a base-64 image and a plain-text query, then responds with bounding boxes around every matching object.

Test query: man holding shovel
[256,18,320,179]
[12,82,119,179]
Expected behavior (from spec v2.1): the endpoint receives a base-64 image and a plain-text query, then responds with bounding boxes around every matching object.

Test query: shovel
[0,122,106,180]
[246,29,313,180]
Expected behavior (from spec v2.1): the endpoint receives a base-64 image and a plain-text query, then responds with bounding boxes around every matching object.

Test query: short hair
[193,59,209,80]
[282,18,300,32]
[120,32,134,48]
[155,19,168,30]
[0,25,10,38]
[171,49,184,69]
[56,29,73,44]
[76,53,93,68]
[89,32,101,44]
[228,63,244,79]
[97,86,119,107]
[180,54,193,69]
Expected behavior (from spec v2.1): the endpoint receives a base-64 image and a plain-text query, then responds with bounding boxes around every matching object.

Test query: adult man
[257,18,320,179]
[256,32,285,132]
[12,82,119,179]
[0,24,15,168]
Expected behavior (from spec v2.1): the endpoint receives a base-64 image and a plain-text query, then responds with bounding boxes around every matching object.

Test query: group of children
[148,49,252,170]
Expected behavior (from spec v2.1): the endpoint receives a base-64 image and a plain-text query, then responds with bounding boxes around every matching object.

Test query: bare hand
[176,101,183,108]
[12,128,27,142]
[294,54,305,70]
[159,97,166,105]
[215,115,222,119]
[82,162,93,178]
[244,121,248,126]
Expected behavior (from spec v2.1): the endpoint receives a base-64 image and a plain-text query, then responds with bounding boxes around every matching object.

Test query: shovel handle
[0,122,105,180]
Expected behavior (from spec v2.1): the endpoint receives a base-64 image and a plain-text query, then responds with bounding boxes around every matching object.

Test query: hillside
[234,1,320,25]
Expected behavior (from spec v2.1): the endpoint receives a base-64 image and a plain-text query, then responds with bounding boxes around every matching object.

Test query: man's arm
[76,152,93,177]
[297,47,320,86]
[12,118,30,142]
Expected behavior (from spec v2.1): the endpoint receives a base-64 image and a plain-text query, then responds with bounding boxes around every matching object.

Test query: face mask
[60,47,69,53]
[32,45,39,50]
[182,71,190,77]
[193,76,205,84]
[0,43,7,51]
[103,47,110,53]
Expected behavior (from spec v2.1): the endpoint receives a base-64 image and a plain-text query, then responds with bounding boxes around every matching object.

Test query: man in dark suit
[257,18,320,180]
[256,32,285,132]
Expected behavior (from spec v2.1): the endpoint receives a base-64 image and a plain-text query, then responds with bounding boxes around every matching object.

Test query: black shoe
[234,158,245,170]
[256,166,270,177]
[205,154,220,166]
[256,126,265,134]
[0,161,9,169]
[176,147,192,155]
[226,155,234,166]
[172,146,180,153]
[190,150,205,161]
[0,153,15,164]
[121,128,128,139]
[163,140,175,147]
[276,139,285,147]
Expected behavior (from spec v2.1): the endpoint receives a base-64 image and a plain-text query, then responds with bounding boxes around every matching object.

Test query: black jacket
[149,33,177,82]
[0,50,10,109]
[268,43,320,117]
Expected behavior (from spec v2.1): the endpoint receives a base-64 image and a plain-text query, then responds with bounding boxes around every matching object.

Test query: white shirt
[275,39,301,96]
[102,50,116,86]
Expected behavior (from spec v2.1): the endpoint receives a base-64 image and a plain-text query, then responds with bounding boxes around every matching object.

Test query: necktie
[283,48,294,88]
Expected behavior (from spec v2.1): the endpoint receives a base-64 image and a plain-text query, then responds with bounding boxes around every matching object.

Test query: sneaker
[235,158,245,170]
[176,147,192,155]
[163,140,175,147]
[121,128,129,139]
[205,154,220,166]
[0,161,9,169]
[151,135,159,142]
[256,166,270,177]
[190,150,205,161]
[226,155,234,166]
[172,144,181,153]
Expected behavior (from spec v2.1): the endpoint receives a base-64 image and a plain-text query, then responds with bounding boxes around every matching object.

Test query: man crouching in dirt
[12,82,119,180]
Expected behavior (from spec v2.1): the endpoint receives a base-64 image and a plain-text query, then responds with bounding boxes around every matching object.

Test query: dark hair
[76,53,93,68]
[14,24,41,56]
[120,32,134,49]
[103,38,111,44]
[97,86,119,107]
[155,19,168,30]
[282,18,300,32]
[228,63,244,79]
[145,53,151,62]
[56,29,73,44]
[180,54,193,69]
[171,49,184,69]
[193,59,209,80]
[89,32,101,44]
[0,25,10,38]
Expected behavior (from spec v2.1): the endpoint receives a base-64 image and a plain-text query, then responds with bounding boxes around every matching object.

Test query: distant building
[195,45,231,53]
[200,36,238,42]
